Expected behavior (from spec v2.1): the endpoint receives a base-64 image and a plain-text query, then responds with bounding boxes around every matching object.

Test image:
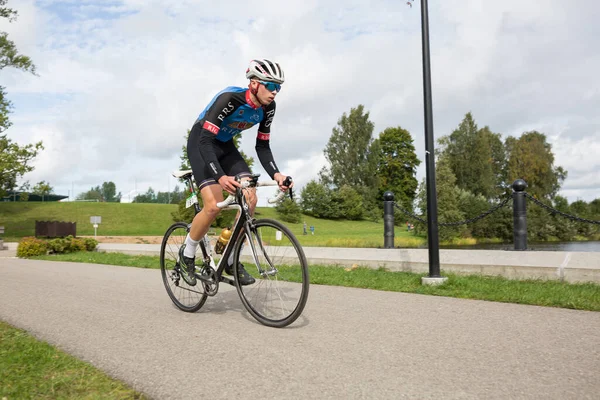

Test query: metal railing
[383,179,599,250]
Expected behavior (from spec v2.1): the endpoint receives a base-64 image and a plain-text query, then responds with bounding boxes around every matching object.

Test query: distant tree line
[131,186,186,204]
[77,182,122,202]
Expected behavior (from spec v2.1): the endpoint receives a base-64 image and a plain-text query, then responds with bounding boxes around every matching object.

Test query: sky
[2,0,599,206]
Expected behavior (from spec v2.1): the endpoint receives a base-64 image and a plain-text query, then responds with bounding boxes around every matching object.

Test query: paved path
[1,257,599,399]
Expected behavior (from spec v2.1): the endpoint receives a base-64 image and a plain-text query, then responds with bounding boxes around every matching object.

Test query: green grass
[34,252,162,269]
[253,207,425,247]
[0,320,147,399]
[0,202,425,247]
[33,252,600,311]
[0,202,178,239]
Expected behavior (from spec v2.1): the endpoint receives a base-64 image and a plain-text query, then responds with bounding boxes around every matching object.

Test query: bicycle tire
[233,218,309,327]
[160,222,208,312]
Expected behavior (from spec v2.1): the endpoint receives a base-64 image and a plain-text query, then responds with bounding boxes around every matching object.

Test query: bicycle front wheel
[160,222,208,312]
[233,218,309,328]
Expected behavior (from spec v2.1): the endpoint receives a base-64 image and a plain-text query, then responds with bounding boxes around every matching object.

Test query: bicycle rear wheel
[233,218,309,328]
[160,222,208,312]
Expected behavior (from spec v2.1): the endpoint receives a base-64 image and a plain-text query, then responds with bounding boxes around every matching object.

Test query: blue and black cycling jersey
[192,86,279,181]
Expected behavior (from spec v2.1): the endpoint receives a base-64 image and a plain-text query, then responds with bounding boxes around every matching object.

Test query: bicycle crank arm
[219,276,236,286]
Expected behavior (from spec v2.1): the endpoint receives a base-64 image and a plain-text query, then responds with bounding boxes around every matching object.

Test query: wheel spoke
[160,223,208,312]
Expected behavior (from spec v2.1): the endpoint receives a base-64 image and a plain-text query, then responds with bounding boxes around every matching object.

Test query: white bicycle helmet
[246,59,285,84]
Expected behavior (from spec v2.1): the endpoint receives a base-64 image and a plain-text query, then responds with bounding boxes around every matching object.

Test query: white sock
[184,234,200,258]
[228,243,244,266]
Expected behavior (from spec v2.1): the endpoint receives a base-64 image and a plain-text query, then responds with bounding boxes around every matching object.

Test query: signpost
[90,216,101,237]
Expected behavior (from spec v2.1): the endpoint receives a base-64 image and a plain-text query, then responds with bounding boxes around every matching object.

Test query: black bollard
[383,191,395,249]
[512,179,528,251]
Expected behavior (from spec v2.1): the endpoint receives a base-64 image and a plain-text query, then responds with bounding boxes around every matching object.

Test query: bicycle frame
[181,173,272,287]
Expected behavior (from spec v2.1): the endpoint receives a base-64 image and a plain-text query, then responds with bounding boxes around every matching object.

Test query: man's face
[253,80,280,105]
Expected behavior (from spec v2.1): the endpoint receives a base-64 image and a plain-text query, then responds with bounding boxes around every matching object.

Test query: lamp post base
[421,276,448,286]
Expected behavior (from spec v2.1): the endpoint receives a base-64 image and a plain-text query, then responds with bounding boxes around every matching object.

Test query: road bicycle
[160,171,309,328]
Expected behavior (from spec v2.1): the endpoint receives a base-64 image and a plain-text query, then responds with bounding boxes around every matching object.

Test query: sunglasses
[258,81,282,92]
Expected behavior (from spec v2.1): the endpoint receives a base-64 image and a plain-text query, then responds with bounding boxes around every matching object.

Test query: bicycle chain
[392,196,511,227]
[524,193,600,225]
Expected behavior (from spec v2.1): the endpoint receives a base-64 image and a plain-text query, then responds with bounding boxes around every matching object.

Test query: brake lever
[283,176,294,200]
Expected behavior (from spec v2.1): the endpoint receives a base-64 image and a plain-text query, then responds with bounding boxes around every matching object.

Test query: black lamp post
[419,0,442,280]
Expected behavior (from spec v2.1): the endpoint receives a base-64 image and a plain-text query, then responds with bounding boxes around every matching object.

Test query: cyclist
[180,59,293,285]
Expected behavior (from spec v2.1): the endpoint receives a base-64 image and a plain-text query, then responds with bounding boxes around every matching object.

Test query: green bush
[47,237,68,254]
[66,235,86,252]
[17,237,48,258]
[83,237,98,251]
[29,236,98,256]
[275,197,302,223]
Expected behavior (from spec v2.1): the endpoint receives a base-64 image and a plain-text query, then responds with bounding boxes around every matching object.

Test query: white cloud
[2,0,599,206]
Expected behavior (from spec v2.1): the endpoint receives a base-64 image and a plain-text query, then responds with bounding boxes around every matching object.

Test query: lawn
[0,321,147,399]
[0,202,178,238]
[0,201,424,248]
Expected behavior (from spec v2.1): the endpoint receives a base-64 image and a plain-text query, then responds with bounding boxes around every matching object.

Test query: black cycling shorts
[187,123,251,190]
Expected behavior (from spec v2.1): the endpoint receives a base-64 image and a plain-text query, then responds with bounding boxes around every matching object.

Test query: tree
[133,187,156,203]
[590,199,600,220]
[0,1,42,198]
[505,131,566,199]
[275,197,302,223]
[320,105,380,219]
[17,181,29,201]
[0,86,10,132]
[1,0,37,133]
[101,181,118,202]
[179,130,191,170]
[551,195,576,241]
[169,185,185,204]
[373,126,420,212]
[100,182,117,202]
[77,186,102,201]
[569,200,594,237]
[76,182,120,202]
[300,180,342,219]
[156,191,170,204]
[416,157,466,241]
[455,188,512,240]
[321,105,378,189]
[437,113,503,200]
[338,185,364,220]
[484,126,508,196]
[300,180,327,216]
[32,180,53,201]
[0,135,43,198]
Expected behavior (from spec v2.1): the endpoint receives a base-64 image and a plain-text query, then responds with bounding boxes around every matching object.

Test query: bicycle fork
[244,222,278,278]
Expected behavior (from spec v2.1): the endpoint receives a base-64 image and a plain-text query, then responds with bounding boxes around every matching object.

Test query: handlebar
[215,177,293,209]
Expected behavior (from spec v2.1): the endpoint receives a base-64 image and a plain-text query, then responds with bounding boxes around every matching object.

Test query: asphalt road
[1,257,599,399]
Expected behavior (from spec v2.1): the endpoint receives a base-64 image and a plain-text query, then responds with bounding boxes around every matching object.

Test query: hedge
[17,236,98,258]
